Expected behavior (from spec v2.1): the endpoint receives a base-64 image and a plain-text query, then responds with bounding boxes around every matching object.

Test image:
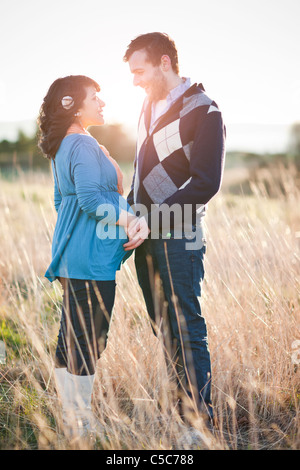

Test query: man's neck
[155,74,184,101]
[166,74,184,95]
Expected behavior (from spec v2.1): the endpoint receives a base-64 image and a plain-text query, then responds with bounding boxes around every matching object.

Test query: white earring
[74,111,81,117]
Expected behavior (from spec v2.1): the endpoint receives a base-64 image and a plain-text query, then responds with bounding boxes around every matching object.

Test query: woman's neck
[66,122,89,136]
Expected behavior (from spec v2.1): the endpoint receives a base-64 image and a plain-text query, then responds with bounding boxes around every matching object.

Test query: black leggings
[55,278,116,376]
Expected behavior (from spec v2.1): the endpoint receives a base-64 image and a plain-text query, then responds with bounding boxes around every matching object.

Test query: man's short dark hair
[123,32,179,74]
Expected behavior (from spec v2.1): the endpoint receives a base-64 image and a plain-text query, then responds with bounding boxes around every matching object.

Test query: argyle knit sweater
[127,83,226,233]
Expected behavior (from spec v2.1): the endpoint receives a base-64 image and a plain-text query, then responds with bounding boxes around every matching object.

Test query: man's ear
[160,55,172,72]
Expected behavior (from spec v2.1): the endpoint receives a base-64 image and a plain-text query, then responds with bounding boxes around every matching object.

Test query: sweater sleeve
[148,109,226,230]
[52,160,62,213]
[71,141,121,224]
[54,181,62,213]
[126,157,137,207]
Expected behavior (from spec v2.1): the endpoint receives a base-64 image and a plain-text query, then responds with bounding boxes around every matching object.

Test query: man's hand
[123,216,150,251]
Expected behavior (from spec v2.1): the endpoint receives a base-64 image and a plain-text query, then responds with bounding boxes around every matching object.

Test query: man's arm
[72,141,121,224]
[126,156,137,207]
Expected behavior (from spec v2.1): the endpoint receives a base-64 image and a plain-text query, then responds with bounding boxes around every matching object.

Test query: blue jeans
[55,278,116,376]
[135,235,213,419]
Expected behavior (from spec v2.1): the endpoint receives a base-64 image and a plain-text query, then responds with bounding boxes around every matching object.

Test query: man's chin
[147,90,165,103]
[144,88,153,100]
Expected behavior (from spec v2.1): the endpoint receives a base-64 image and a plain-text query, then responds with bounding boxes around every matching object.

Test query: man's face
[128,49,169,102]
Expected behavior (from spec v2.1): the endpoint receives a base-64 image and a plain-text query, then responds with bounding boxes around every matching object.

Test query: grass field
[0,162,299,450]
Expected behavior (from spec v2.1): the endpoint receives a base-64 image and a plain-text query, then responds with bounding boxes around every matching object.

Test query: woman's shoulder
[62,133,99,151]
[55,134,102,169]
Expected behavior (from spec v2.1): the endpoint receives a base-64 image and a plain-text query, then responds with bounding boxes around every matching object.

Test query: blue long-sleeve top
[45,133,133,282]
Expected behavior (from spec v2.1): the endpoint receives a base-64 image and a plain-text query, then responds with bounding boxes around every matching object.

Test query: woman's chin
[88,117,105,127]
[96,117,105,125]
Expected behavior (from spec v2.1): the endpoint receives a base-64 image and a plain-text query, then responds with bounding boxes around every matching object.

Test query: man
[123,32,226,426]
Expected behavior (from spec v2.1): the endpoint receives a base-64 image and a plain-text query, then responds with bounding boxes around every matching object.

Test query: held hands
[98,144,150,250]
[123,215,150,251]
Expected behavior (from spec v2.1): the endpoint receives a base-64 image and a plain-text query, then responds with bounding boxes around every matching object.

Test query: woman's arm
[52,160,62,213]
[72,140,137,228]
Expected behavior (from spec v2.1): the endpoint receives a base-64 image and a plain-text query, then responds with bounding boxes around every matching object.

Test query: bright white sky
[0,0,299,150]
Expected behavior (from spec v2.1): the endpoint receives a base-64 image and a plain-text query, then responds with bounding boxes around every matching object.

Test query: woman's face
[77,85,105,127]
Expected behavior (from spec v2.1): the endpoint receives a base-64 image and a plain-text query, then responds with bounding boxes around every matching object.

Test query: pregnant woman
[38,75,137,438]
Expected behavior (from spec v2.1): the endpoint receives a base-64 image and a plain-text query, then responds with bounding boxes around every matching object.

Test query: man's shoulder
[181,82,222,117]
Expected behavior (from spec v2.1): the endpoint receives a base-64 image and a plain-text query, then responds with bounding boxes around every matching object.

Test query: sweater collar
[143,82,206,135]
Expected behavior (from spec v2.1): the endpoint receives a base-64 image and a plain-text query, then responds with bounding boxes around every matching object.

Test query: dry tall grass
[0,163,299,450]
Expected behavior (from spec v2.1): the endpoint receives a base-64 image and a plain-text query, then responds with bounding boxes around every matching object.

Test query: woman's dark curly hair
[38,75,100,159]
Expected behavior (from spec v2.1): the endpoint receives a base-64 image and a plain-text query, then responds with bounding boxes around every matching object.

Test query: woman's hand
[116,210,150,250]
[123,216,150,251]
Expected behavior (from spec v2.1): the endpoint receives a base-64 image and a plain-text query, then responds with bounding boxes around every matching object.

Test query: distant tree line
[0,123,136,171]
[1,121,299,172]
[288,122,300,170]
[226,123,300,172]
